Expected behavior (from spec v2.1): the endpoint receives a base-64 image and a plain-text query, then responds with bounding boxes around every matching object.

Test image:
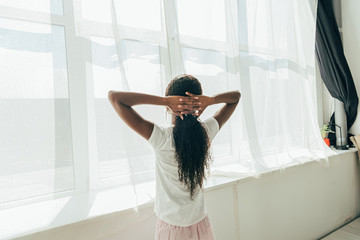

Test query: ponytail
[173,114,211,199]
[165,74,211,199]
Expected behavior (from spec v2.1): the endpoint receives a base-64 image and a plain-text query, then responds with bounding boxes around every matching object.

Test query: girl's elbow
[234,91,241,102]
[108,90,115,101]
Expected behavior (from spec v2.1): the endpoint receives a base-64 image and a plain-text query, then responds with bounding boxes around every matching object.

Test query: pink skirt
[155,215,216,240]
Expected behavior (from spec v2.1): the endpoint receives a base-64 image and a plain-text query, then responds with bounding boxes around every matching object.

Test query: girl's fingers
[179,96,192,102]
[172,98,204,116]
[177,100,201,106]
[185,92,199,100]
[179,96,199,102]
[176,103,201,110]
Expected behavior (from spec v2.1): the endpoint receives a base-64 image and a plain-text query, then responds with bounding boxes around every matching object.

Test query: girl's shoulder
[201,117,220,141]
[148,123,173,150]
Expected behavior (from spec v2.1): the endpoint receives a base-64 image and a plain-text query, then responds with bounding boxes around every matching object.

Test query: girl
[108,74,240,240]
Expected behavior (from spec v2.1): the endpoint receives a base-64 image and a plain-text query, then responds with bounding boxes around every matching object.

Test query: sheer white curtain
[85,0,328,197]
[0,0,328,224]
[177,0,330,176]
[212,0,330,174]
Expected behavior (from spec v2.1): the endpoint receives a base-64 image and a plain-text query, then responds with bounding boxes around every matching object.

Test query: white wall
[342,0,360,135]
[15,151,360,240]
[236,151,359,240]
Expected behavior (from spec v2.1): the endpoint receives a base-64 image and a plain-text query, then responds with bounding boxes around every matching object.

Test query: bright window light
[177,0,226,41]
[0,18,73,204]
[0,0,63,15]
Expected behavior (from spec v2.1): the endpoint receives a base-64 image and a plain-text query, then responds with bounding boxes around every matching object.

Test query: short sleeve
[203,117,220,141]
[148,123,167,150]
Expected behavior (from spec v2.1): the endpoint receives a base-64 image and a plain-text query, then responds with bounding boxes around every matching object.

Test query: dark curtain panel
[315,0,358,129]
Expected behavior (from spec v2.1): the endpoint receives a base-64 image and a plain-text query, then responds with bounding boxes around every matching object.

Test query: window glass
[238,0,297,55]
[82,0,161,31]
[177,0,226,41]
[0,0,63,15]
[0,18,73,204]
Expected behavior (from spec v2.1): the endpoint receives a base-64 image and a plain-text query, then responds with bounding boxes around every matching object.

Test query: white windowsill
[205,147,358,192]
[1,147,357,240]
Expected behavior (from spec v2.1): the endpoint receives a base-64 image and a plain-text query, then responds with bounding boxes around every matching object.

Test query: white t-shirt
[148,117,220,227]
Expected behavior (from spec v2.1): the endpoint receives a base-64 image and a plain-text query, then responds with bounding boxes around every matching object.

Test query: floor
[321,218,360,240]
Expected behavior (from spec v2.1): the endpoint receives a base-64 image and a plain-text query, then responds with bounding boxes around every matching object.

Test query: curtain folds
[315,0,359,130]
[91,0,328,187]
[0,0,330,213]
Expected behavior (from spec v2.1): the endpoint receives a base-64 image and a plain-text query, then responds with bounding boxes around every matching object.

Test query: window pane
[114,0,161,31]
[0,18,73,204]
[91,37,123,98]
[121,40,162,93]
[91,37,162,185]
[91,37,161,97]
[177,0,226,41]
[0,0,63,15]
[238,0,270,49]
[81,0,112,23]
[238,51,305,151]
[82,0,161,31]
[238,0,297,54]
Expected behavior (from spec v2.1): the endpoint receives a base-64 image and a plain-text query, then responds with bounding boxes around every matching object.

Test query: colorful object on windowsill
[320,124,335,140]
[324,138,330,146]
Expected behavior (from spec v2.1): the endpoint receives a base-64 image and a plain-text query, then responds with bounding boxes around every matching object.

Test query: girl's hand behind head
[185,92,213,117]
[166,95,202,119]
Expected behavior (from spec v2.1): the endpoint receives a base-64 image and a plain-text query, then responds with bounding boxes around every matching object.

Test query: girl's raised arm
[211,91,241,129]
[108,91,201,140]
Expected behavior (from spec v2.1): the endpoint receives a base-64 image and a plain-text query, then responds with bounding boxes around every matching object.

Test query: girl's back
[148,117,219,226]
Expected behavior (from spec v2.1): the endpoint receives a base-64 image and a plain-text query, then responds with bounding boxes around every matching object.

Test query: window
[0,16,74,205]
[0,1,324,237]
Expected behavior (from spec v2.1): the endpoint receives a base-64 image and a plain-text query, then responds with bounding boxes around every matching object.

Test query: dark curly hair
[165,74,211,199]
